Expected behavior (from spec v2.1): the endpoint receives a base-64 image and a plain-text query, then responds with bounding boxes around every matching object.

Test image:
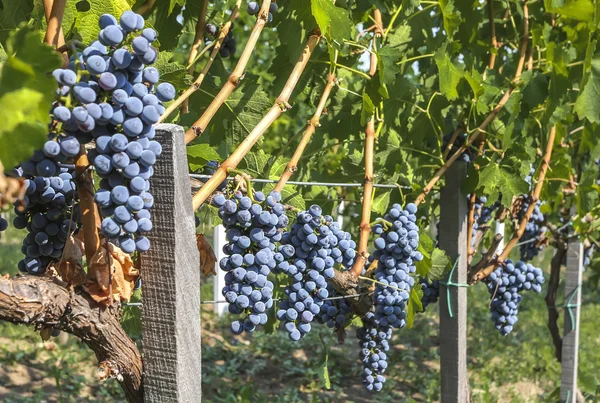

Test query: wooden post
[143,124,202,402]
[439,163,469,403]
[213,224,228,316]
[560,237,583,403]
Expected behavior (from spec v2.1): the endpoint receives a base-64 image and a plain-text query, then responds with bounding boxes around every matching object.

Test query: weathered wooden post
[143,124,202,402]
[560,236,583,403]
[439,162,469,402]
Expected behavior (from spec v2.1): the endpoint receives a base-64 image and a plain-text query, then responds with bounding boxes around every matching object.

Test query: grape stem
[190,33,322,210]
[43,0,66,48]
[470,124,556,284]
[273,73,337,193]
[350,119,376,278]
[369,218,393,229]
[159,0,242,123]
[181,0,210,115]
[74,147,102,282]
[184,0,273,143]
[227,168,255,201]
[483,0,499,80]
[545,239,566,361]
[414,0,530,206]
[351,9,382,278]
[358,275,409,293]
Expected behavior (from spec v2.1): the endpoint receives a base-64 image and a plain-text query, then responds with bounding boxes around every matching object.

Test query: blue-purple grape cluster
[215,190,287,334]
[276,206,356,340]
[357,313,390,391]
[484,260,544,335]
[584,245,595,267]
[50,11,176,253]
[420,277,439,310]
[442,131,474,163]
[247,1,278,23]
[516,195,546,261]
[318,287,353,330]
[204,24,237,58]
[197,161,228,191]
[370,203,423,330]
[10,166,79,274]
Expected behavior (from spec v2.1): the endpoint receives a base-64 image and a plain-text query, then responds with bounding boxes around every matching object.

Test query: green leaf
[0,25,61,169]
[310,0,353,50]
[361,91,375,126]
[575,53,600,123]
[434,42,464,101]
[406,285,423,328]
[377,47,401,85]
[429,248,452,281]
[182,74,272,147]
[439,0,462,39]
[544,0,594,21]
[121,289,142,338]
[476,159,530,204]
[59,0,132,45]
[415,231,434,277]
[0,0,33,47]
[169,0,186,15]
[318,335,331,389]
[371,190,391,216]
[187,144,221,171]
[153,51,193,91]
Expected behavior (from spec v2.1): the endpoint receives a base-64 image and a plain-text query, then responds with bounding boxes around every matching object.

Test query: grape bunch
[196,161,227,191]
[204,24,237,58]
[516,195,546,261]
[420,277,440,310]
[442,130,475,163]
[584,245,595,267]
[357,313,390,391]
[49,11,176,253]
[370,203,423,329]
[318,287,353,330]
[247,1,278,23]
[214,190,288,334]
[276,206,357,340]
[10,163,79,274]
[484,260,544,335]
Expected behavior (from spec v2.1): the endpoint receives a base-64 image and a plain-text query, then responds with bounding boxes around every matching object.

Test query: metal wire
[189,174,409,189]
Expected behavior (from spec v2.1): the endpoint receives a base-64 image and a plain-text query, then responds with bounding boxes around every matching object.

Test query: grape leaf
[476,159,530,203]
[415,231,434,278]
[317,334,331,389]
[121,289,142,338]
[434,42,464,100]
[439,0,462,39]
[187,143,221,172]
[0,26,61,169]
[0,0,33,47]
[429,248,452,281]
[58,0,132,45]
[310,0,353,50]
[406,285,423,328]
[574,53,600,123]
[169,0,186,15]
[153,51,192,91]
[544,0,594,21]
[371,190,390,216]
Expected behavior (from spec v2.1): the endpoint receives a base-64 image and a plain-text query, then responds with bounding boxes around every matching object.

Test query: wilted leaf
[197,233,217,276]
[85,243,139,304]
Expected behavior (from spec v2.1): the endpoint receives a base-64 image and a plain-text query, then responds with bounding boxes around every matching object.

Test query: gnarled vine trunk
[0,275,143,402]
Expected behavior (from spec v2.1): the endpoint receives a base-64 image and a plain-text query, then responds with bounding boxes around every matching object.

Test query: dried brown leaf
[84,243,139,305]
[51,235,86,286]
[197,233,217,276]
[40,327,52,341]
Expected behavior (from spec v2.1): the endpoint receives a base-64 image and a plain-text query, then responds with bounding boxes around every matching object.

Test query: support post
[560,236,583,403]
[143,124,202,402]
[439,163,469,403]
[213,224,228,316]
[494,222,505,254]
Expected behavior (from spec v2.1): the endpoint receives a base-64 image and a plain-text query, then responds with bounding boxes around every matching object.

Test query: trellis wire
[189,173,408,189]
